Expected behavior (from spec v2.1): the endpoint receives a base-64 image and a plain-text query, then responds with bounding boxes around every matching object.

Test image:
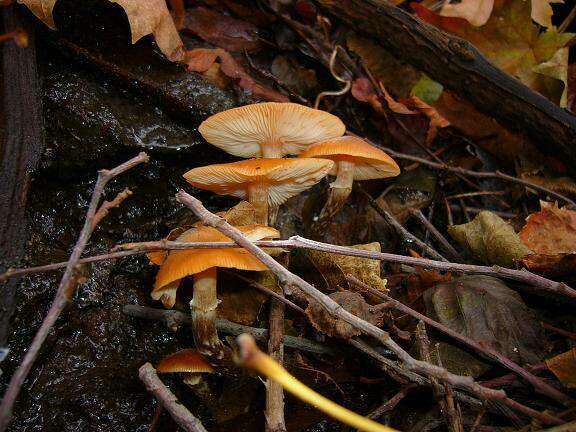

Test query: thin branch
[139,363,207,432]
[347,275,573,406]
[92,187,133,229]
[367,384,417,420]
[175,191,563,425]
[408,209,464,262]
[354,134,576,208]
[122,305,336,356]
[266,292,287,432]
[359,188,448,262]
[0,152,149,432]
[4,236,575,300]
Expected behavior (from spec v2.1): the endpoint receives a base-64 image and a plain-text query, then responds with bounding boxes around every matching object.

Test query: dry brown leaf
[546,348,576,388]
[18,0,184,61]
[405,95,450,144]
[531,0,563,28]
[519,201,576,254]
[185,48,289,102]
[440,0,494,26]
[183,7,261,52]
[521,253,576,276]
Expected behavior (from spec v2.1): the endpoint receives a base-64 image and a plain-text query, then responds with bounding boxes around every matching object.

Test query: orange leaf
[519,202,576,254]
[546,348,576,389]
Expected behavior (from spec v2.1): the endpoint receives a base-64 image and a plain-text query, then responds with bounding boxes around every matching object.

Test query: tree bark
[314,0,576,174]
[0,5,44,346]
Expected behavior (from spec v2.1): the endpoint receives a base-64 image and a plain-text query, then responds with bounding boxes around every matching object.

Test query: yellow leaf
[17,0,184,61]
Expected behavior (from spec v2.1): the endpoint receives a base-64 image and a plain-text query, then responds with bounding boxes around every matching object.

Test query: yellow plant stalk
[237,334,399,432]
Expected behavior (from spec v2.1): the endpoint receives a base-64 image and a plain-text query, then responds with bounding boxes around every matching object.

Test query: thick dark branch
[315,0,576,174]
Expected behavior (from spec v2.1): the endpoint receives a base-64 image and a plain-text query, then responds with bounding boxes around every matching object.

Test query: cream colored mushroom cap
[183,158,334,207]
[198,103,346,157]
[299,136,400,180]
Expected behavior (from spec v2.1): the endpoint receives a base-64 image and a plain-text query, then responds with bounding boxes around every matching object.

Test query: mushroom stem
[321,160,355,219]
[191,267,223,358]
[248,181,270,225]
[262,140,284,158]
[237,334,396,432]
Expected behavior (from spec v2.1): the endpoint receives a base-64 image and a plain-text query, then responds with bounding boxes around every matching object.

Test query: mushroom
[153,225,280,357]
[157,348,214,385]
[198,102,346,158]
[237,334,397,432]
[299,136,400,218]
[183,158,334,225]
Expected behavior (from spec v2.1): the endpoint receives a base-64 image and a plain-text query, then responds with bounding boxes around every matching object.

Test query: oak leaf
[519,201,576,254]
[19,0,184,61]
[413,0,572,105]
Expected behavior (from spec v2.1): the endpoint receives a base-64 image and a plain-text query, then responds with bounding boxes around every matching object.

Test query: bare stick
[91,187,133,229]
[0,152,149,431]
[175,191,563,425]
[122,305,335,356]
[408,209,464,262]
[360,188,448,262]
[367,384,416,419]
[347,275,573,406]
[266,294,287,432]
[139,363,207,432]
[3,234,575,300]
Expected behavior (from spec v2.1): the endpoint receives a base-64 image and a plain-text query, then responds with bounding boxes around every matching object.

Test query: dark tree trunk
[0,5,44,346]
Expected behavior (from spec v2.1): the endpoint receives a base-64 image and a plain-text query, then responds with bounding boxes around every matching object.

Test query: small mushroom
[184,158,334,225]
[157,348,214,385]
[153,225,280,357]
[237,334,397,432]
[299,136,400,218]
[198,102,346,158]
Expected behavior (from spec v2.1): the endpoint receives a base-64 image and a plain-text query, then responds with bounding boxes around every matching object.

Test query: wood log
[314,0,576,174]
[0,6,44,346]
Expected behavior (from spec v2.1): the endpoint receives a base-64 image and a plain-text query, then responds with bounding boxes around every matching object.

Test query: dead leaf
[521,253,576,276]
[306,291,383,339]
[531,0,563,28]
[405,95,450,144]
[183,7,261,52]
[406,267,453,303]
[217,270,269,325]
[519,201,576,254]
[304,242,388,293]
[425,275,547,376]
[440,0,494,26]
[546,348,576,388]
[347,32,420,98]
[271,54,318,96]
[185,48,289,102]
[448,211,533,266]
[413,0,573,105]
[18,0,184,61]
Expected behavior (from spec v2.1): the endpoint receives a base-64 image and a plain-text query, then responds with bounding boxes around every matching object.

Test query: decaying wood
[314,0,576,175]
[0,153,149,432]
[139,363,208,432]
[0,4,44,347]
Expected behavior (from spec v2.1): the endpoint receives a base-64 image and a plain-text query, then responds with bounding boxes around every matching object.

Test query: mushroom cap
[153,224,280,292]
[184,158,334,207]
[157,349,214,374]
[198,103,346,158]
[299,136,400,180]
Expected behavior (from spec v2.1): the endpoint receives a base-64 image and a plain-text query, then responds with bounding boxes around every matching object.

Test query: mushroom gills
[191,267,224,357]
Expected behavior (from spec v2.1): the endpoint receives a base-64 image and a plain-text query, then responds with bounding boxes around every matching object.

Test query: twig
[449,205,516,219]
[445,191,506,200]
[91,187,133,229]
[481,363,548,389]
[415,322,463,432]
[221,270,306,314]
[139,363,207,432]
[408,209,464,262]
[4,235,575,300]
[314,45,352,109]
[469,407,486,432]
[347,275,573,406]
[122,305,335,356]
[559,3,576,33]
[175,191,564,425]
[266,292,287,432]
[360,188,448,262]
[367,384,417,419]
[0,152,149,432]
[541,322,576,341]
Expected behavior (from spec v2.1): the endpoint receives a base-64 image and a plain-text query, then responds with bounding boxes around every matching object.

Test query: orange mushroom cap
[157,349,214,374]
[198,103,346,158]
[299,136,400,180]
[183,158,334,207]
[153,224,280,304]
